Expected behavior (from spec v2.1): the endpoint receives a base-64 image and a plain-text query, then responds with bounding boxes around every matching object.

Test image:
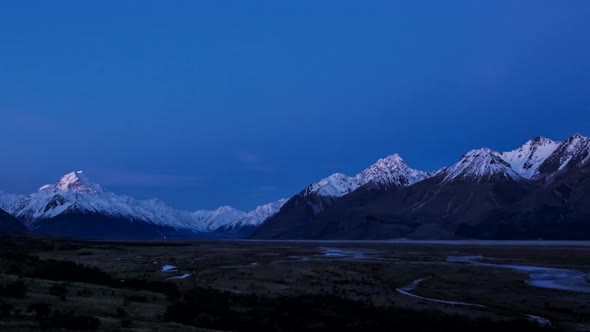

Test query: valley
[1,236,588,331]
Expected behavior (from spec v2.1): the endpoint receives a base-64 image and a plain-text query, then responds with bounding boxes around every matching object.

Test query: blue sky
[1,1,589,210]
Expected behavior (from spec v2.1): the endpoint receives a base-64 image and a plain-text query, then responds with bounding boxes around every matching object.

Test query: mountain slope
[0,191,24,211]
[308,149,533,240]
[458,160,590,239]
[441,148,523,183]
[0,208,27,233]
[193,206,247,232]
[537,134,590,177]
[216,199,288,236]
[274,134,590,240]
[251,154,429,239]
[500,137,560,179]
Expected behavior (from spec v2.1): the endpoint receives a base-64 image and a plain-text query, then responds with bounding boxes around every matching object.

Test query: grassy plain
[0,236,588,331]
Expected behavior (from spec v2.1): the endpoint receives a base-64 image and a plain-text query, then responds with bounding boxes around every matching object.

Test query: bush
[39,311,100,331]
[0,280,27,298]
[0,303,14,317]
[121,319,133,328]
[28,260,114,286]
[27,303,52,318]
[49,283,68,297]
[116,307,128,318]
[165,288,555,332]
[124,295,148,303]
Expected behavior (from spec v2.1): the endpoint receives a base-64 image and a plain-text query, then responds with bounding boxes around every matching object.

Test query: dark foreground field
[0,236,588,331]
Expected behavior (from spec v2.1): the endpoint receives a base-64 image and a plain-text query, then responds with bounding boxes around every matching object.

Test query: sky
[1,1,589,211]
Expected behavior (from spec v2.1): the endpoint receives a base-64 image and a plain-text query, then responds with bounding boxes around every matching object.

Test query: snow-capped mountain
[0,191,24,211]
[304,154,429,198]
[440,148,522,183]
[9,171,246,235]
[537,134,590,176]
[252,153,432,239]
[254,133,590,240]
[304,173,365,197]
[219,198,288,233]
[500,136,561,179]
[358,154,429,188]
[437,134,590,184]
[192,206,247,231]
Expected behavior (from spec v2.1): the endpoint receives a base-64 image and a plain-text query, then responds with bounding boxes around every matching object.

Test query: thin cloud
[98,172,202,188]
[235,151,275,172]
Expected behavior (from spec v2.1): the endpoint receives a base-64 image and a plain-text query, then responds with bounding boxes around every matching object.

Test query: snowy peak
[222,198,288,231]
[359,154,428,188]
[39,171,102,194]
[500,137,560,179]
[192,206,246,230]
[10,171,248,233]
[304,153,430,197]
[538,134,590,175]
[305,173,365,198]
[0,191,24,211]
[442,148,521,183]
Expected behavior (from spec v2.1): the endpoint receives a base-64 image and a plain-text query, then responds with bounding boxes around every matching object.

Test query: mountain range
[0,171,286,239]
[1,133,589,240]
[252,134,590,240]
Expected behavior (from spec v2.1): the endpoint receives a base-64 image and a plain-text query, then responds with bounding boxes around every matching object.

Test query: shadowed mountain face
[0,208,27,233]
[253,134,590,240]
[458,162,590,240]
[251,155,427,239]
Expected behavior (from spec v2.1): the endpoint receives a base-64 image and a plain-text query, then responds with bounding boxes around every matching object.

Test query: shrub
[28,260,113,286]
[49,283,68,297]
[39,311,100,331]
[0,280,27,298]
[165,288,556,332]
[0,303,14,317]
[27,303,52,318]
[121,319,133,328]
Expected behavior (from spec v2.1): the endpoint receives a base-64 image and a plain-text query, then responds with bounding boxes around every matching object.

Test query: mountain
[215,198,288,236]
[358,154,430,188]
[302,148,533,240]
[254,134,590,240]
[458,135,590,239]
[0,191,24,211]
[251,154,429,239]
[536,134,590,178]
[0,208,27,234]
[8,171,246,239]
[500,136,561,179]
[193,206,247,232]
[458,158,590,240]
[440,148,523,183]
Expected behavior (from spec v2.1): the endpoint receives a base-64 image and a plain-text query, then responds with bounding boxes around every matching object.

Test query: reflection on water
[396,277,486,308]
[285,247,378,262]
[447,256,590,294]
[161,265,178,272]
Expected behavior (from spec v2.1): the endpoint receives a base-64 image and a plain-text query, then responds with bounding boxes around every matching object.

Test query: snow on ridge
[0,191,25,211]
[191,206,247,231]
[358,154,428,187]
[500,137,560,179]
[223,198,288,230]
[441,148,522,183]
[39,170,102,194]
[306,173,365,197]
[10,171,247,233]
[305,153,430,198]
[533,133,590,175]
